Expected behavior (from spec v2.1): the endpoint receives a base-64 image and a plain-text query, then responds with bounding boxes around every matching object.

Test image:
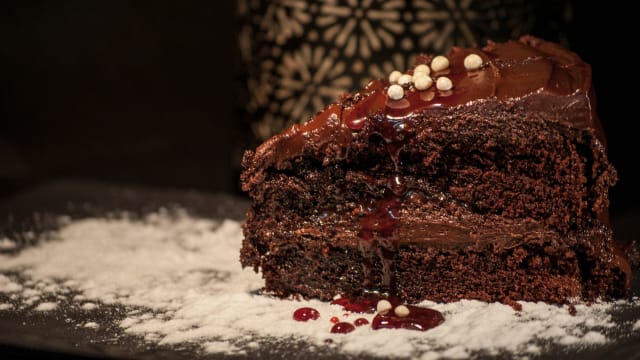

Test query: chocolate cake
[240,36,633,305]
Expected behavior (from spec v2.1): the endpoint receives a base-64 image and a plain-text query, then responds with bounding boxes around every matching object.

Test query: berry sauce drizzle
[331,322,356,334]
[348,186,446,332]
[293,307,320,321]
[331,294,444,332]
[372,305,444,331]
[317,79,449,335]
[345,85,414,295]
[357,188,404,292]
[330,294,381,314]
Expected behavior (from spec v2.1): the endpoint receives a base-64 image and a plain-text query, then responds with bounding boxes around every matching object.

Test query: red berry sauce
[331,322,356,334]
[354,318,369,326]
[330,295,379,314]
[372,304,444,331]
[293,307,320,322]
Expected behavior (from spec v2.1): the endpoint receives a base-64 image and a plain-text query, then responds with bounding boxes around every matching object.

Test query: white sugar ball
[464,53,483,70]
[431,55,450,72]
[436,76,453,91]
[414,64,431,76]
[388,70,402,84]
[398,74,413,86]
[414,75,433,90]
[377,299,393,313]
[394,305,410,317]
[387,84,404,100]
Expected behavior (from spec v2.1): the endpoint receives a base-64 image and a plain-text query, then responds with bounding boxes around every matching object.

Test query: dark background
[1,1,638,218]
[1,1,240,195]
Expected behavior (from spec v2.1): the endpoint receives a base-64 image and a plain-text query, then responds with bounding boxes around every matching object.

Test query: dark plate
[1,180,639,360]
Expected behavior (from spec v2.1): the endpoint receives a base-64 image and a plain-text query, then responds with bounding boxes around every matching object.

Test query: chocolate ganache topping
[245,36,603,174]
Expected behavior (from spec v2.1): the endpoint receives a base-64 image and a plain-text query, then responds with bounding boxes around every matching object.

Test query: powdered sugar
[0,237,17,250]
[83,322,99,329]
[0,211,638,359]
[203,340,247,355]
[33,302,58,311]
[0,274,22,292]
[81,302,98,310]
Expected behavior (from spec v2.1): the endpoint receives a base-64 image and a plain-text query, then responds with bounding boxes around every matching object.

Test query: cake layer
[243,36,606,175]
[242,203,629,304]
[243,99,614,234]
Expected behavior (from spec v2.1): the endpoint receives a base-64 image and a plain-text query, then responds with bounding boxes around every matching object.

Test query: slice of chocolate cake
[240,36,633,304]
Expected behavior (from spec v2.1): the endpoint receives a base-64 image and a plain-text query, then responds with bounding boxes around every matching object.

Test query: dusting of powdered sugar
[0,274,22,293]
[82,322,100,329]
[0,237,17,250]
[0,211,638,359]
[33,302,58,311]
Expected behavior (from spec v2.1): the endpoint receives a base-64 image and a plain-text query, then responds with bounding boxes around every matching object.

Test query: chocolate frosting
[246,36,604,173]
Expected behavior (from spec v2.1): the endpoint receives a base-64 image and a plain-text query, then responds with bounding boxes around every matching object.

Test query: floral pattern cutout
[238,0,537,141]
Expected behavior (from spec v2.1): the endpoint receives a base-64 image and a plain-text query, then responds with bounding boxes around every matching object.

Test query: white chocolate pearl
[394,305,410,317]
[464,53,483,70]
[436,76,453,91]
[377,299,393,313]
[430,55,450,72]
[398,74,413,86]
[387,84,404,100]
[388,70,402,84]
[414,75,433,90]
[414,64,431,76]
